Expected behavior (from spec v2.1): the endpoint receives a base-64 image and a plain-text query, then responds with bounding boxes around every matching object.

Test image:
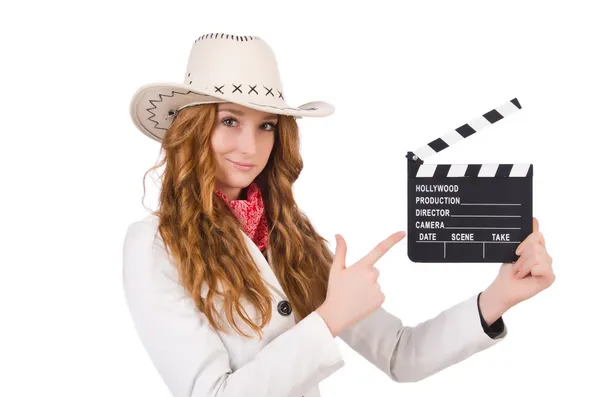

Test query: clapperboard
[406,98,532,263]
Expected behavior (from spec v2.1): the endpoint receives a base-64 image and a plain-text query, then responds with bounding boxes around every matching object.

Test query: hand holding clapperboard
[330,98,554,327]
[399,99,556,312]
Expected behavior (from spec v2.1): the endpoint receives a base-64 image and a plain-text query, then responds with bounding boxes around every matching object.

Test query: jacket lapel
[240,231,286,298]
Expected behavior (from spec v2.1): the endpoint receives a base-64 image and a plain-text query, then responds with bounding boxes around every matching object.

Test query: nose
[237,125,258,154]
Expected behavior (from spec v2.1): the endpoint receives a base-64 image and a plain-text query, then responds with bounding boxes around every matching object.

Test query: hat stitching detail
[195,33,260,43]
[145,90,209,133]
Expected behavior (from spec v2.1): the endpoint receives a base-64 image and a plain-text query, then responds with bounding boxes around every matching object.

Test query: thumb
[533,217,539,233]
[331,234,347,272]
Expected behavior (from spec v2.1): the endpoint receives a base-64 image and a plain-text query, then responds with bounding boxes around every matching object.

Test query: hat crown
[184,33,285,105]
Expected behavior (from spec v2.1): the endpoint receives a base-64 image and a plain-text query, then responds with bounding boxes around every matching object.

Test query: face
[211,102,277,200]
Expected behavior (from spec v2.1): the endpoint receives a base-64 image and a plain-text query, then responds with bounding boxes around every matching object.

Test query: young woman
[123,33,555,397]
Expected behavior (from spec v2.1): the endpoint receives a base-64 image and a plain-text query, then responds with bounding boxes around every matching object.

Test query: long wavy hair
[141,103,334,339]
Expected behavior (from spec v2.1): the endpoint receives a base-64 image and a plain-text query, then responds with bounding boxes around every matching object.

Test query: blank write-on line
[460,203,521,206]
[416,241,519,243]
[445,227,521,229]
[450,215,521,217]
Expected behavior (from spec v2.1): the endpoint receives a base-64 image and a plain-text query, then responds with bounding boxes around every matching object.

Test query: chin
[226,174,255,186]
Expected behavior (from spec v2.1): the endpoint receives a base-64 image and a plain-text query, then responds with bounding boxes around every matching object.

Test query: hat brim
[130,82,335,142]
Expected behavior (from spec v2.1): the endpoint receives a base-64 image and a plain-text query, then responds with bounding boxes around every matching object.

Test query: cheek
[210,130,233,176]
[210,128,232,154]
[259,134,275,163]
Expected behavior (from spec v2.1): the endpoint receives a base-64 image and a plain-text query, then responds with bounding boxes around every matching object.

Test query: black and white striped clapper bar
[405,98,532,263]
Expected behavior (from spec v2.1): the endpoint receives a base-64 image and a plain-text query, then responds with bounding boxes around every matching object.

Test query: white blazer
[122,214,506,397]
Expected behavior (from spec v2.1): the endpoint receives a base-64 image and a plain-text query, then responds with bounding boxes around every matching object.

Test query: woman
[122,33,555,397]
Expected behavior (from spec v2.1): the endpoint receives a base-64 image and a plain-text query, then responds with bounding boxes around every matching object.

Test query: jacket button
[277,300,292,316]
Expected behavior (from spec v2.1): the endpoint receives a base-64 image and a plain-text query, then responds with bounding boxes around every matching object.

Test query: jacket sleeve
[122,221,345,397]
[338,293,507,382]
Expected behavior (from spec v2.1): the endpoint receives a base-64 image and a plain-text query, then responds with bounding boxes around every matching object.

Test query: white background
[2,0,598,396]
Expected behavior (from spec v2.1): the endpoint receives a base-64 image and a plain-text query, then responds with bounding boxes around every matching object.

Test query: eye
[222,117,238,127]
[221,117,276,131]
[262,122,277,131]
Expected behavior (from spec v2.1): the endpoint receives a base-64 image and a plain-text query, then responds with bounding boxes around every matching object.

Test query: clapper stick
[409,98,522,164]
[405,98,533,263]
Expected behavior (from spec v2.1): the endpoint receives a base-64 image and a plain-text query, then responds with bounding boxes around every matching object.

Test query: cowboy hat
[129,33,335,142]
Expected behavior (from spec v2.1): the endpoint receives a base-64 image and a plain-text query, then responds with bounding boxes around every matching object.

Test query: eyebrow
[218,107,278,122]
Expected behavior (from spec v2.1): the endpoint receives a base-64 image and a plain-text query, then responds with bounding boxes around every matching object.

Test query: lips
[229,159,254,167]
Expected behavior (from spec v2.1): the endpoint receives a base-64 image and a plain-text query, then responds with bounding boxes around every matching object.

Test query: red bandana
[214,181,269,251]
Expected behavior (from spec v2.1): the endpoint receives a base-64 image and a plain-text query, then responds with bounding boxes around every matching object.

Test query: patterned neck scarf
[214,181,269,251]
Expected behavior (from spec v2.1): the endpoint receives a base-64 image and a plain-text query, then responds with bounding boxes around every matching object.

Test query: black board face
[407,161,533,263]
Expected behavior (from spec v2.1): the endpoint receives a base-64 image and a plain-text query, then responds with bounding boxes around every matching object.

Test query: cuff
[477,292,507,340]
[306,311,346,368]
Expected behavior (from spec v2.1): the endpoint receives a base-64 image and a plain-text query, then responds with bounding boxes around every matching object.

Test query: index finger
[357,231,406,267]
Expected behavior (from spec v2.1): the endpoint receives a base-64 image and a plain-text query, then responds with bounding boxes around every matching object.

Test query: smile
[228,159,254,171]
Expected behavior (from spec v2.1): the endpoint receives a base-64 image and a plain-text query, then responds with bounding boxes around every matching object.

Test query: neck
[216,184,246,201]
